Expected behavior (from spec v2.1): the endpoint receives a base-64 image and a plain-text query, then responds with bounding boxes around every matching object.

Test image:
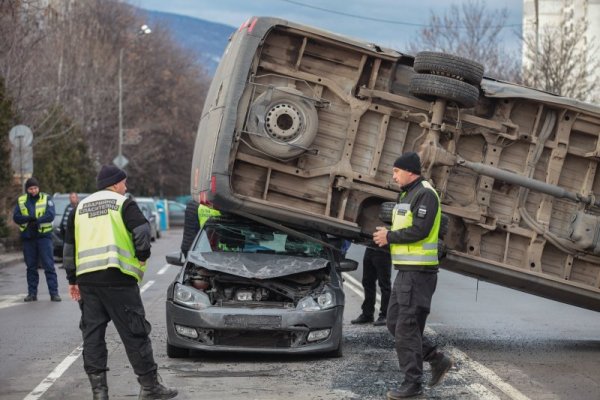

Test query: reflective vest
[390,180,440,266]
[198,204,221,229]
[74,190,145,282]
[17,193,53,233]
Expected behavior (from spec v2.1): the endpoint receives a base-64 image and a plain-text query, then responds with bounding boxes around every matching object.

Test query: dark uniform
[63,165,176,400]
[381,152,453,399]
[13,177,59,302]
[352,245,392,325]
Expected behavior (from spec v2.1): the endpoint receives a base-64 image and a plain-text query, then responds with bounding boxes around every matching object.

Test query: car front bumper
[166,300,344,354]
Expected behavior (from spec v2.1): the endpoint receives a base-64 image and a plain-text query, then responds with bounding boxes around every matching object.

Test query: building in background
[522,0,600,101]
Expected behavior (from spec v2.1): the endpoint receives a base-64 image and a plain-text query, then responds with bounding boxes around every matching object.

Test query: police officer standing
[373,152,453,399]
[63,165,177,400]
[13,177,60,302]
[180,199,221,258]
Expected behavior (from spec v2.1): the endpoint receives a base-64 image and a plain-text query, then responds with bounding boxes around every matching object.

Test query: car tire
[413,51,484,85]
[409,73,480,108]
[247,87,319,159]
[156,228,161,239]
[166,342,189,358]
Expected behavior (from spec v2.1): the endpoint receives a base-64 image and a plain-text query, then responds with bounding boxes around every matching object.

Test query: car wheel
[409,73,480,108]
[166,342,189,358]
[413,51,484,85]
[246,87,319,159]
[156,226,161,239]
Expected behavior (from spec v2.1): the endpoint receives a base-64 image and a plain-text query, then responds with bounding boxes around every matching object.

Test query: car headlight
[173,283,211,310]
[296,290,335,311]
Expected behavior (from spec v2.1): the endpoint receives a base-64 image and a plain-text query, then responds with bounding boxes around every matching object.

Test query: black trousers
[79,285,157,376]
[386,270,438,384]
[361,247,392,318]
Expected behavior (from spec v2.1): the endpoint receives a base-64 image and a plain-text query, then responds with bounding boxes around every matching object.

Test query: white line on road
[0,294,27,310]
[22,280,156,400]
[22,345,84,400]
[341,272,531,400]
[157,263,171,275]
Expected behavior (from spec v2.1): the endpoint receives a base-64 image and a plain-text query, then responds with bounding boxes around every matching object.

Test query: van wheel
[413,51,484,85]
[378,202,396,224]
[409,74,479,108]
[247,87,319,158]
[167,342,189,358]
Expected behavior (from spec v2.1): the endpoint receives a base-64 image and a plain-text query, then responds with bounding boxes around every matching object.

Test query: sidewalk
[0,251,23,268]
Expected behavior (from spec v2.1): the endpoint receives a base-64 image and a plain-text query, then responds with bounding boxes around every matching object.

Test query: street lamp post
[114,24,152,169]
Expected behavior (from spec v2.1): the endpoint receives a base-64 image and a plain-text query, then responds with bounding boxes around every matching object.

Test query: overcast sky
[128,0,523,52]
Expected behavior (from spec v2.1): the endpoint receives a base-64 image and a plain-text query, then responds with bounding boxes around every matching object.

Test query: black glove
[27,215,37,222]
[27,219,39,230]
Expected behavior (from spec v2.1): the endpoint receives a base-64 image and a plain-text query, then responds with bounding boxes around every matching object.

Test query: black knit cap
[393,152,421,175]
[25,177,39,189]
[96,165,127,190]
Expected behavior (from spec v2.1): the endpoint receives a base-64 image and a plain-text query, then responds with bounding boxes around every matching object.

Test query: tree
[522,17,599,103]
[409,0,521,82]
[0,77,18,240]
[32,107,96,194]
[0,0,211,197]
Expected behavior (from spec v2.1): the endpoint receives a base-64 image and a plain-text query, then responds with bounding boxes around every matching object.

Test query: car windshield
[193,216,327,258]
[52,196,70,215]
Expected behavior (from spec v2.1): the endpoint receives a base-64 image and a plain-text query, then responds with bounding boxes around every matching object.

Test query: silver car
[165,213,357,358]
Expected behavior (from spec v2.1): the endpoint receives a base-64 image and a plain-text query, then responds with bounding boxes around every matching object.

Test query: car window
[193,217,327,258]
[52,196,70,215]
[169,201,185,211]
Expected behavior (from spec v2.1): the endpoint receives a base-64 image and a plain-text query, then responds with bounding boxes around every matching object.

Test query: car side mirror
[337,258,358,272]
[166,251,184,267]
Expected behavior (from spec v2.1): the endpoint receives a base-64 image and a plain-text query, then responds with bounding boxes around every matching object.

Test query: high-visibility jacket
[390,180,440,266]
[17,193,53,233]
[198,204,221,229]
[74,190,145,282]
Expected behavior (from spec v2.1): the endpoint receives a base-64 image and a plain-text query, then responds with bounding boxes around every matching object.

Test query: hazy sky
[128,0,523,52]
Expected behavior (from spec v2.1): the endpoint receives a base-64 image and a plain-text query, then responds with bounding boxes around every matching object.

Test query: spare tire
[246,87,319,159]
[409,73,479,108]
[413,51,484,85]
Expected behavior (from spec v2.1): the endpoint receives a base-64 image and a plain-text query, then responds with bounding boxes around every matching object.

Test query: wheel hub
[265,103,302,141]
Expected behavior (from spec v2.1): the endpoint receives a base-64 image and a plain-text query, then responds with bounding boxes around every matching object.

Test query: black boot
[87,372,109,400]
[138,370,178,400]
[386,381,423,399]
[429,352,453,386]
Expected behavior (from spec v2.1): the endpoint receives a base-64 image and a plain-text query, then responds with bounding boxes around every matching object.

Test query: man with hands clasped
[373,152,453,399]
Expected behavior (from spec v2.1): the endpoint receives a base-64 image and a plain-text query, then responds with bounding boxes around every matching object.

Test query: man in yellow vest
[180,199,221,258]
[12,177,60,302]
[62,165,177,400]
[373,152,453,399]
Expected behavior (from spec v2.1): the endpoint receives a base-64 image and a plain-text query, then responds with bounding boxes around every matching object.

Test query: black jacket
[386,177,440,272]
[63,194,151,286]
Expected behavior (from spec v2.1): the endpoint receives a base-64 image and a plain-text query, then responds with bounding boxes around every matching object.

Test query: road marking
[22,280,156,400]
[0,294,27,310]
[140,280,155,292]
[23,345,84,400]
[157,263,171,275]
[342,272,531,400]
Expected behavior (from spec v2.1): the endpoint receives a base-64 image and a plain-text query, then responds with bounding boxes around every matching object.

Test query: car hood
[186,252,329,279]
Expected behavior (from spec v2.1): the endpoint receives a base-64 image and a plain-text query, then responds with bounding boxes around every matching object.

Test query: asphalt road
[0,230,598,400]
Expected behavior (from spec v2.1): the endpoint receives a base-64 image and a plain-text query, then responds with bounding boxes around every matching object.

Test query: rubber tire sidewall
[409,73,479,108]
[413,51,484,85]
